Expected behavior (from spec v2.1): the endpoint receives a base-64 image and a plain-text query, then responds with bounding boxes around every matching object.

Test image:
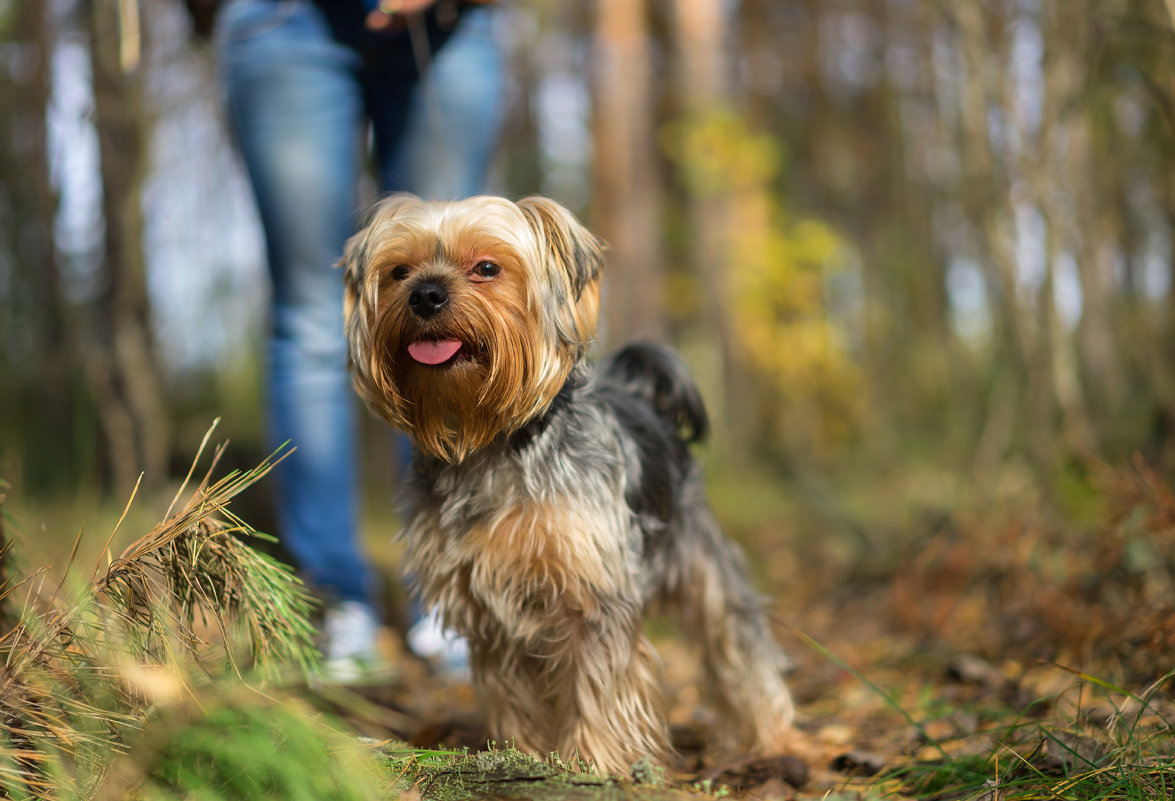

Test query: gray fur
[399,342,794,770]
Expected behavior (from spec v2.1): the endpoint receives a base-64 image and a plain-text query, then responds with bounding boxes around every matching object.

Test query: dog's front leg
[466,591,672,774]
[548,603,674,774]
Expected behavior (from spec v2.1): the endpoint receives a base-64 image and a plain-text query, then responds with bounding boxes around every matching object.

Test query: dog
[341,194,794,773]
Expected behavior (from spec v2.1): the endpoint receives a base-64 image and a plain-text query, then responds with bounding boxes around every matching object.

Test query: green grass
[127,694,386,801]
[830,659,1175,801]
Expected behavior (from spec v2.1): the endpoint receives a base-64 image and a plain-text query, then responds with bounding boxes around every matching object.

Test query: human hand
[364,0,439,32]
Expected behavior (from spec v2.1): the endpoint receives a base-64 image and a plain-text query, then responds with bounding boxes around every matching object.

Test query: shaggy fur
[341,194,794,773]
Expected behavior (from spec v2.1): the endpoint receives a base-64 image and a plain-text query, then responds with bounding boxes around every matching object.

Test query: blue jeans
[217,0,503,606]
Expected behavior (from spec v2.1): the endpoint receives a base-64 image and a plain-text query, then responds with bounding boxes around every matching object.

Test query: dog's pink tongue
[408,340,462,365]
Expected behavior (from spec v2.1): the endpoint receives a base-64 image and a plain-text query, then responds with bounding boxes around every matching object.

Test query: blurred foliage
[666,110,859,455]
[1,0,1175,523]
[765,456,1175,800]
[126,696,383,801]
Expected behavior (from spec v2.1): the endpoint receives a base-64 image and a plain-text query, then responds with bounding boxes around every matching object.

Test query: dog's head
[341,194,604,463]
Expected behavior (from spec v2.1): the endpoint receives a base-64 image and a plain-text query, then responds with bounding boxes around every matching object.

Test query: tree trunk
[951,2,1037,478]
[1036,4,1097,461]
[86,0,169,492]
[666,0,758,460]
[0,2,84,491]
[591,0,666,346]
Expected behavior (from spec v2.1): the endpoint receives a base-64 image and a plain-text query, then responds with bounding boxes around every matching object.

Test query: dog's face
[341,195,603,463]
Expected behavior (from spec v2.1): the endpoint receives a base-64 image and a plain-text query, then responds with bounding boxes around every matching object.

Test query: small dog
[341,194,794,773]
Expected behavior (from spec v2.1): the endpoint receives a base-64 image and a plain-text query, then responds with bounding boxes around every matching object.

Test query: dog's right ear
[516,196,605,354]
[338,193,424,283]
[340,228,362,331]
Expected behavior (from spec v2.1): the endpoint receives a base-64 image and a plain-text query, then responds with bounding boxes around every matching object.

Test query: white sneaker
[321,600,380,682]
[407,608,470,680]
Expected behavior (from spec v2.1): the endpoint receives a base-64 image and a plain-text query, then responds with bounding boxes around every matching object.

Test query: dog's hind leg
[659,474,796,754]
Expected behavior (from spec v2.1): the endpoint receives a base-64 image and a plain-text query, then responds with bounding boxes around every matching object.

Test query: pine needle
[0,423,321,800]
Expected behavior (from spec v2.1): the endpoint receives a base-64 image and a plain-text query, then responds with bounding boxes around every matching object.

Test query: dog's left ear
[517,196,604,301]
[339,193,424,340]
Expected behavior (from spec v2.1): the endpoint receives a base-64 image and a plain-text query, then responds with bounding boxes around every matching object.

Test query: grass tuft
[0,421,352,800]
[858,670,1175,801]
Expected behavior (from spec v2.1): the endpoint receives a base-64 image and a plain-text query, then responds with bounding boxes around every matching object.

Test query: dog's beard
[390,330,495,463]
[360,288,569,463]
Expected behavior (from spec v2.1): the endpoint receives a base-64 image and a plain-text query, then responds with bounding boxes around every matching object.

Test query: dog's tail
[598,342,710,444]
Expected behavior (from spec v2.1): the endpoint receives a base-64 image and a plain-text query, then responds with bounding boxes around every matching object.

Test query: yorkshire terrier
[341,194,794,773]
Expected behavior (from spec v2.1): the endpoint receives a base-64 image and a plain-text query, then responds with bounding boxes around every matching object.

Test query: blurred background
[6,4,1175,789]
[3,0,1175,556]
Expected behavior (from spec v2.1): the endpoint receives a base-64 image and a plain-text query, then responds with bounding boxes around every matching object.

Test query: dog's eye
[471,261,501,281]
[391,265,411,281]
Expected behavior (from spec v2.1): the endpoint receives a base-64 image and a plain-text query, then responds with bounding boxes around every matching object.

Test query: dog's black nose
[408,282,449,319]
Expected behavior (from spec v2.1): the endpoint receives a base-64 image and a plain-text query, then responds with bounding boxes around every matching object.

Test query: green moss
[385,745,702,801]
[135,698,383,801]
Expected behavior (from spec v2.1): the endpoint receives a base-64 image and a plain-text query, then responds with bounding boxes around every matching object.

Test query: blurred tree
[669,111,857,459]
[665,0,750,456]
[0,2,87,491]
[85,0,169,492]
[733,0,1175,489]
[591,0,666,345]
[498,12,543,201]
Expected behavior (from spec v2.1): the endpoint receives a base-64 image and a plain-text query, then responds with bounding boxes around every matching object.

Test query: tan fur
[675,543,796,755]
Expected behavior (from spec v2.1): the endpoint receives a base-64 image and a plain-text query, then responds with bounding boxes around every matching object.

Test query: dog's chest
[406,454,637,622]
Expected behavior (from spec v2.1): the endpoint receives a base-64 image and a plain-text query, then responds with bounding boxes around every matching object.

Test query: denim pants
[217,0,503,606]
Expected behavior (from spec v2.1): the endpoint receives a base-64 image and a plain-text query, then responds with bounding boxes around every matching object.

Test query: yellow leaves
[666,109,861,452]
[120,662,186,706]
[664,109,782,194]
[791,219,843,267]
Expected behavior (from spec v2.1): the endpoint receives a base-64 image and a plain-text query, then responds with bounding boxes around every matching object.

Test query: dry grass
[0,421,327,799]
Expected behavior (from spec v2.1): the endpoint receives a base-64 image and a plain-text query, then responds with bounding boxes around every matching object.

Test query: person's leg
[376,5,505,198]
[218,0,376,617]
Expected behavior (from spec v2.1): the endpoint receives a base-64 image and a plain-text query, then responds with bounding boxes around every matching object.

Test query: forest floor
[335,458,1175,800]
[7,454,1174,799]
